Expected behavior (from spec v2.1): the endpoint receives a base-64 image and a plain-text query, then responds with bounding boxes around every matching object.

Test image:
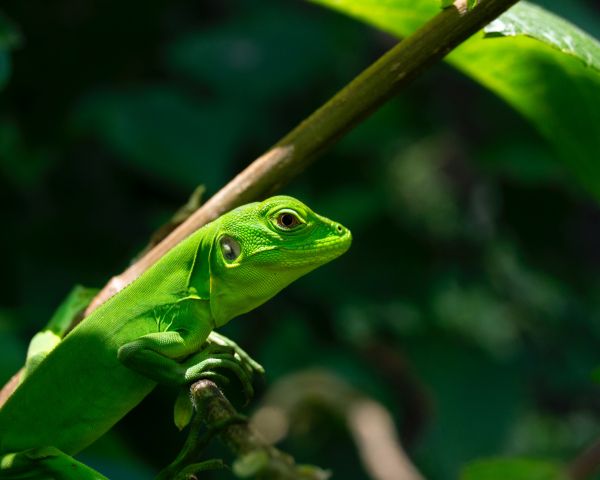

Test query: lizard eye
[276,211,302,230]
[220,236,241,261]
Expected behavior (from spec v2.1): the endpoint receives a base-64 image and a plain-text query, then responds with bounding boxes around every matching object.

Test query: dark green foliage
[1,0,600,479]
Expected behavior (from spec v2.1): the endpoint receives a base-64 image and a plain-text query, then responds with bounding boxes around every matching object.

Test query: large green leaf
[461,458,567,480]
[311,0,600,199]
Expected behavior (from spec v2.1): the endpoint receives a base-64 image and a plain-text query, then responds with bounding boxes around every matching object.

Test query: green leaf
[310,0,600,199]
[483,4,600,71]
[173,388,194,431]
[461,458,567,480]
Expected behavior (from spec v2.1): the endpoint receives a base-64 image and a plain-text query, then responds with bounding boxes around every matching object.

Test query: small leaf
[483,3,600,71]
[173,388,194,431]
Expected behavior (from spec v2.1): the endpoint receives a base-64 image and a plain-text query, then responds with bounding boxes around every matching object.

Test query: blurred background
[1,0,600,478]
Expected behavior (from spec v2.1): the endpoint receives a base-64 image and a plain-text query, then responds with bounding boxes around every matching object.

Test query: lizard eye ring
[275,210,304,231]
[220,236,241,261]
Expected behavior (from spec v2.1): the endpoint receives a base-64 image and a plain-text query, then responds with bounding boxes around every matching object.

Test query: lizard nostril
[336,224,343,234]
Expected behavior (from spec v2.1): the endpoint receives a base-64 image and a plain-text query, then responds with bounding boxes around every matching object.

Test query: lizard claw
[206,331,265,376]
[182,352,255,402]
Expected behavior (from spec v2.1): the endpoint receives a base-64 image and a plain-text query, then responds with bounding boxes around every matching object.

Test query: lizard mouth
[278,230,352,266]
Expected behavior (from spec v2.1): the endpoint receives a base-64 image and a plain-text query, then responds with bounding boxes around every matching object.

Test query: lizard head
[207,195,352,326]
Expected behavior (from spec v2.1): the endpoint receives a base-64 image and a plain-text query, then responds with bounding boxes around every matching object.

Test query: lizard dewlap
[0,195,351,479]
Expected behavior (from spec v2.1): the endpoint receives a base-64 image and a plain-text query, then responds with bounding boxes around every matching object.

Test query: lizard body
[0,196,351,478]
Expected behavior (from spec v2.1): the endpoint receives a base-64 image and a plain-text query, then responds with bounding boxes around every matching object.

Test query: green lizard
[0,195,351,479]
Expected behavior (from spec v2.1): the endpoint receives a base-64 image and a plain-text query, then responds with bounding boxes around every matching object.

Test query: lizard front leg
[117,330,255,397]
[117,298,254,395]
